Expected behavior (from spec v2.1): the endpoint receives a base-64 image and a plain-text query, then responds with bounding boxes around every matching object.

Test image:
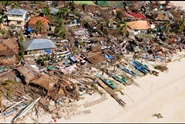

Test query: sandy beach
[0,1,185,123]
[56,52,185,123]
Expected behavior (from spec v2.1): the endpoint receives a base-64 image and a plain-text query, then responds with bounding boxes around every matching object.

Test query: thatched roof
[16,66,37,84]
[0,38,19,56]
[86,52,106,64]
[31,75,51,91]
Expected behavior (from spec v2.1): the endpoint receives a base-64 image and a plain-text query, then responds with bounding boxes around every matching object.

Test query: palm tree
[162,21,171,33]
[0,91,3,112]
[117,21,128,35]
[176,19,185,34]
[11,1,19,8]
[54,19,68,38]
[122,1,128,12]
[42,6,50,17]
[55,8,70,19]
[35,20,46,36]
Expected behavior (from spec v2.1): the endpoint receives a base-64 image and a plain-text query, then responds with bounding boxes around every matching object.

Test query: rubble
[0,1,184,122]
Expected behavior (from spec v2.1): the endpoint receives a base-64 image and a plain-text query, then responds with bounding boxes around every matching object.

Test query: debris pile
[0,1,184,122]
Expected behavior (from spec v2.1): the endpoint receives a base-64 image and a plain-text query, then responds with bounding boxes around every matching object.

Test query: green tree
[55,8,70,19]
[176,19,185,34]
[54,25,67,38]
[117,21,128,35]
[11,1,19,8]
[42,5,50,17]
[35,20,46,35]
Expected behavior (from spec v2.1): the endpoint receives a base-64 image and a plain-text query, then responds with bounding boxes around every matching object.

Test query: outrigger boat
[112,75,127,85]
[134,61,150,71]
[106,72,127,85]
[0,101,26,119]
[12,97,41,123]
[118,64,137,77]
[131,60,148,75]
[96,74,117,89]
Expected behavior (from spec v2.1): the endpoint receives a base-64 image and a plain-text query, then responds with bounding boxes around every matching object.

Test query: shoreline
[0,1,185,123]
[57,51,185,123]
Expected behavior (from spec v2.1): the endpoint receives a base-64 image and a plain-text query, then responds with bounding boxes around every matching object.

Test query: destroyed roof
[155,12,170,21]
[127,12,146,19]
[126,20,151,30]
[28,16,49,28]
[23,38,56,51]
[16,65,37,84]
[86,52,106,64]
[31,75,51,91]
[6,8,27,15]
[169,9,181,18]
[0,38,19,56]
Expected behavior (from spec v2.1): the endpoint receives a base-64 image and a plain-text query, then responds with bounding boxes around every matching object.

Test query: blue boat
[131,61,148,74]
[134,61,150,71]
[97,74,117,89]
[118,64,137,77]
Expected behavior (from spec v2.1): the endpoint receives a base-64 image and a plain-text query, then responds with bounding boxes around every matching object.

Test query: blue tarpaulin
[44,49,51,54]
[27,28,33,32]
[105,53,114,59]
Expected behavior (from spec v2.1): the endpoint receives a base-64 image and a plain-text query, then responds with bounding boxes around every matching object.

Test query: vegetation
[54,19,68,38]
[42,5,50,17]
[18,32,25,59]
[175,19,185,34]
[35,20,46,35]
[55,8,71,20]
[116,21,128,35]
[0,29,5,35]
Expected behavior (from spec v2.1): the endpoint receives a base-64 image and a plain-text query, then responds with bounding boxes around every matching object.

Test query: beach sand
[1,1,185,123]
[57,52,185,123]
[171,1,185,9]
[29,1,185,123]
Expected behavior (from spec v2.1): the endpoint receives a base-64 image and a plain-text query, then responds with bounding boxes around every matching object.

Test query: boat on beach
[0,101,26,119]
[131,60,148,74]
[96,74,117,89]
[112,74,127,85]
[12,97,41,123]
[118,64,137,77]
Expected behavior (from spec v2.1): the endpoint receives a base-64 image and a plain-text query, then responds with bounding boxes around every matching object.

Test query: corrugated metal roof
[50,7,59,14]
[23,38,56,51]
[7,8,27,15]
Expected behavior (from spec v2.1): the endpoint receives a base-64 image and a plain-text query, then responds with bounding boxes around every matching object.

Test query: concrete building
[6,8,27,28]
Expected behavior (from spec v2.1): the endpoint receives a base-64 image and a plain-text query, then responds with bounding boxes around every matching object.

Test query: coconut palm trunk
[0,91,3,112]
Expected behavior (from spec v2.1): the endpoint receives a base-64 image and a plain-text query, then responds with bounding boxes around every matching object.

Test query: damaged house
[22,38,56,55]
[15,65,55,95]
[126,20,151,36]
[0,38,19,65]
